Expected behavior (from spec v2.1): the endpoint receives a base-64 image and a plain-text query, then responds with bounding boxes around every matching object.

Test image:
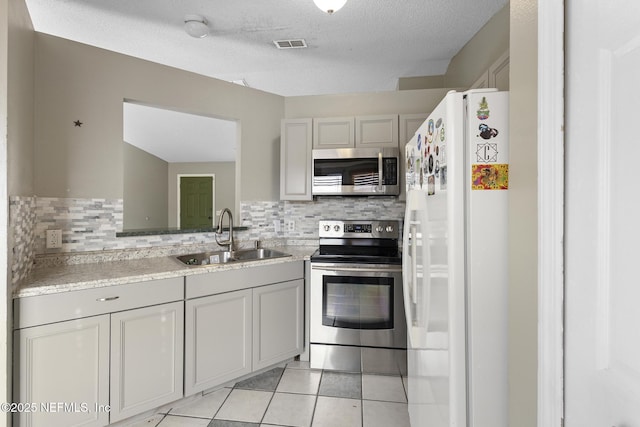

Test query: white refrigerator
[402,89,509,427]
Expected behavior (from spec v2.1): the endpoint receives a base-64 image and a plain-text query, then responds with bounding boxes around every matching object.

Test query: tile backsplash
[284,197,406,238]
[9,196,37,286]
[9,196,405,284]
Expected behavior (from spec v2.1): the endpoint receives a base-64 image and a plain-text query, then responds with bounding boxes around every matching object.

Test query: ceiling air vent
[273,39,307,49]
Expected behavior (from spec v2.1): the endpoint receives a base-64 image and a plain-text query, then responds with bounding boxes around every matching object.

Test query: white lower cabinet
[14,262,305,425]
[253,280,304,370]
[109,302,184,423]
[184,261,305,396]
[13,277,184,427]
[184,289,253,395]
[13,315,110,427]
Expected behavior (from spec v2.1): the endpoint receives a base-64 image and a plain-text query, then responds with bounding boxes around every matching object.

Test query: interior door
[565,0,640,424]
[180,176,213,228]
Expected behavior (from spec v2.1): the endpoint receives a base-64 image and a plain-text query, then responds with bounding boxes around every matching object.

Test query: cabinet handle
[96,296,120,302]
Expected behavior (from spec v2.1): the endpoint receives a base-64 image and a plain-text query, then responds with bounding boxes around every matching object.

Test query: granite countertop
[15,245,318,298]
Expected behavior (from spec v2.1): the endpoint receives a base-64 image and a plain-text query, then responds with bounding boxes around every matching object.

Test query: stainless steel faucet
[215,208,234,251]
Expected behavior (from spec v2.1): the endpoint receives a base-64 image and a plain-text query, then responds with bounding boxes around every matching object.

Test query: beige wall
[509,0,538,425]
[397,75,446,90]
[0,1,9,424]
[444,3,510,88]
[7,0,34,197]
[33,34,284,203]
[285,88,453,118]
[4,0,34,421]
[123,142,169,230]
[167,162,235,227]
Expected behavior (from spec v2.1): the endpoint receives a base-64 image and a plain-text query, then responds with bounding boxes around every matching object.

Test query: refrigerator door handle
[410,224,418,305]
[403,190,432,345]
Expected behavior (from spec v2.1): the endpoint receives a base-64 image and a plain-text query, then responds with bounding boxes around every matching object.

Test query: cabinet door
[280,119,313,201]
[470,69,490,89]
[313,117,354,148]
[355,115,399,148]
[399,113,429,201]
[14,315,110,427]
[185,289,252,395]
[109,302,184,423]
[253,279,304,370]
[488,50,509,91]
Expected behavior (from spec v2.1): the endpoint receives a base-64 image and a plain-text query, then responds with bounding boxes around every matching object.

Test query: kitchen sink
[234,248,289,261]
[174,248,291,267]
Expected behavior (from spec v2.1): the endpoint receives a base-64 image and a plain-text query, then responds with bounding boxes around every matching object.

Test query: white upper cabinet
[313,117,355,148]
[488,50,509,91]
[470,70,490,89]
[313,115,399,149]
[470,50,510,91]
[355,115,399,148]
[280,119,313,201]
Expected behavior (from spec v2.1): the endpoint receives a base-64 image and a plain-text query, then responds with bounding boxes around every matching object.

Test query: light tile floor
[127,361,410,427]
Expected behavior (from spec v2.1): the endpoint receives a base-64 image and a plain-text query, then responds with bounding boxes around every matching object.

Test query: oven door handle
[311,265,402,273]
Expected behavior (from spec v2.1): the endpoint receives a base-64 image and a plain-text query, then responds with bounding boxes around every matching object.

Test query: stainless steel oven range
[310,220,406,375]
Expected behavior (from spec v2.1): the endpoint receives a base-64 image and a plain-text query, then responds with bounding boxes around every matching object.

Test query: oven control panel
[319,220,399,239]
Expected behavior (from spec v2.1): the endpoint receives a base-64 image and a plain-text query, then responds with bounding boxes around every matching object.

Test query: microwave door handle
[378,151,383,189]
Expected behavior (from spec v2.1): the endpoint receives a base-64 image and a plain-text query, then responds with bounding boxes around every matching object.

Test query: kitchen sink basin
[174,248,291,267]
[233,248,290,261]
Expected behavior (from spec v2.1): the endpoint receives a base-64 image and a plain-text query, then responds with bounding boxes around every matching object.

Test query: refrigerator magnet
[476,142,499,163]
[440,165,448,190]
[478,123,499,140]
[477,96,490,120]
[428,175,435,195]
[471,164,509,190]
[427,120,434,143]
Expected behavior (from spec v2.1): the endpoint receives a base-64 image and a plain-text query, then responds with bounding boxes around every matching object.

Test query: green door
[180,177,213,229]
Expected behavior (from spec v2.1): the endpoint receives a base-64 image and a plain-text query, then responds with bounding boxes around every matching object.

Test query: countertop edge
[15,246,316,299]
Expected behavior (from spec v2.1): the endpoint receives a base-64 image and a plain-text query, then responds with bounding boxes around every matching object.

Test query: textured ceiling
[25,0,508,97]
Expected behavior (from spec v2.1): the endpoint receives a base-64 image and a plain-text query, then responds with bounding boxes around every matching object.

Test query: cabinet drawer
[186,260,304,299]
[14,277,184,329]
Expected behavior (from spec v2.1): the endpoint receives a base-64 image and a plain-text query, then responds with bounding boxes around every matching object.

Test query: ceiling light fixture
[184,14,209,38]
[313,0,347,14]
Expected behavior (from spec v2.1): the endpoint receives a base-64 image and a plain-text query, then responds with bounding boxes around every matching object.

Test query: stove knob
[323,225,330,232]
[386,225,394,232]
[376,226,384,233]
[334,225,341,232]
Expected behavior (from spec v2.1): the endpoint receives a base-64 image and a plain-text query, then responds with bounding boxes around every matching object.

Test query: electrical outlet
[286,220,295,232]
[46,229,62,249]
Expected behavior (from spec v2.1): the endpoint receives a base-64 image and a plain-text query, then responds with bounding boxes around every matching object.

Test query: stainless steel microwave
[312,147,400,196]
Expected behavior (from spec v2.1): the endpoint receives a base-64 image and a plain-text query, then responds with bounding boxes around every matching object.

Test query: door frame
[176,174,216,229]
[537,0,565,426]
